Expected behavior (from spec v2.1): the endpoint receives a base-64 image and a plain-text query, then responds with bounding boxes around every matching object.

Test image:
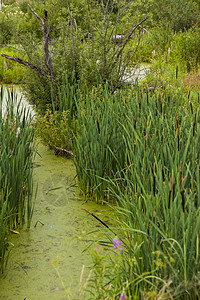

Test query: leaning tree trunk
[1,5,55,81]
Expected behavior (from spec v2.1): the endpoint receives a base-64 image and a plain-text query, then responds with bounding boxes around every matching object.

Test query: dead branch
[28,5,55,79]
[27,4,43,25]
[1,54,48,76]
[116,16,149,60]
[52,145,74,156]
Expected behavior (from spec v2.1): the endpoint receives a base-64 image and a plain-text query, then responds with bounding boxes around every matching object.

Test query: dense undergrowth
[0,87,36,274]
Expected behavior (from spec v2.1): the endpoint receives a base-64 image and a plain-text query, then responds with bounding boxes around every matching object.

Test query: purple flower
[94,248,100,253]
[113,237,124,255]
[120,292,126,300]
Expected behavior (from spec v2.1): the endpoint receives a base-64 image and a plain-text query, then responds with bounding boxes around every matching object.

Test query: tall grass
[0,86,36,274]
[69,84,200,298]
[36,79,199,297]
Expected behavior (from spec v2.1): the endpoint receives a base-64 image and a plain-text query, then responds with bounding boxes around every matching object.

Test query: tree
[1,0,149,111]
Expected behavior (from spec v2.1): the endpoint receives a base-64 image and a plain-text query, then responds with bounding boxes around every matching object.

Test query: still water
[1,85,35,120]
[0,87,114,299]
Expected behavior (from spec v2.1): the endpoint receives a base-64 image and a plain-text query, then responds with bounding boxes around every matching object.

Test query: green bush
[1,0,147,112]
[0,14,12,44]
[170,26,200,72]
[36,109,73,155]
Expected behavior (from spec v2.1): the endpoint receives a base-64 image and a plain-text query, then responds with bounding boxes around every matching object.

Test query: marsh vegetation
[1,0,200,299]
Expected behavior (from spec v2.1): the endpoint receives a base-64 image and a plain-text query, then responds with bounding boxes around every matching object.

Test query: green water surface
[0,142,114,300]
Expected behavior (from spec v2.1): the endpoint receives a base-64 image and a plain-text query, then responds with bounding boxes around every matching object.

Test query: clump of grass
[0,86,36,274]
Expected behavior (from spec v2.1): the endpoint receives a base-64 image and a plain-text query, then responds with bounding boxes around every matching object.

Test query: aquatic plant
[0,86,36,273]
[73,85,200,298]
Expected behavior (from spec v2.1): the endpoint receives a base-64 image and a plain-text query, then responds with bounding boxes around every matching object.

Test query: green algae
[0,141,115,300]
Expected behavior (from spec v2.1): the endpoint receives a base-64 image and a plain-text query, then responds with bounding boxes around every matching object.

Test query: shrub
[36,109,73,156]
[1,1,148,112]
[170,26,200,72]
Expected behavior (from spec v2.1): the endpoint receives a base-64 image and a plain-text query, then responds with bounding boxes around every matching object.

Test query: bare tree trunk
[27,5,55,80]
[1,5,55,80]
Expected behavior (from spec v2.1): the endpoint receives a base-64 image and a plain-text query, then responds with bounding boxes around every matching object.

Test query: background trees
[1,0,148,111]
[1,0,200,110]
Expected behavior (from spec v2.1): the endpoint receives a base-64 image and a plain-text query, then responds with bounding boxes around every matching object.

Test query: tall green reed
[0,86,36,273]
[70,84,200,297]
[71,84,130,202]
[108,88,200,297]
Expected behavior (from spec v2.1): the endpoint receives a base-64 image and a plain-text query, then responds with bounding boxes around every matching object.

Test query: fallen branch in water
[52,145,74,156]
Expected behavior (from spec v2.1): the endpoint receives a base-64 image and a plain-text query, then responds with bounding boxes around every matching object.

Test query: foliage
[0,86,36,274]
[183,70,200,92]
[0,14,12,44]
[1,0,147,111]
[170,26,200,72]
[36,109,72,155]
[150,0,200,32]
[71,84,127,202]
[0,192,9,274]
[133,23,173,63]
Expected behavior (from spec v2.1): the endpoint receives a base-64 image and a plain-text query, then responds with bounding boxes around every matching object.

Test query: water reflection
[1,85,36,120]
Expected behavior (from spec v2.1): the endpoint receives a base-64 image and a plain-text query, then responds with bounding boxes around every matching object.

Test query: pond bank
[0,141,114,300]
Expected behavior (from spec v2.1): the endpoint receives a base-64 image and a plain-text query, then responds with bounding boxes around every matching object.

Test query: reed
[0,86,36,274]
[69,84,200,298]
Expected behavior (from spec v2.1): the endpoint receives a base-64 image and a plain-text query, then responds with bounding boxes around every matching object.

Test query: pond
[0,87,114,299]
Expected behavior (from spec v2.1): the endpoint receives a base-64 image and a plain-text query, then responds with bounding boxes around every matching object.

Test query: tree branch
[1,54,48,76]
[27,5,55,80]
[27,4,44,26]
[116,16,149,59]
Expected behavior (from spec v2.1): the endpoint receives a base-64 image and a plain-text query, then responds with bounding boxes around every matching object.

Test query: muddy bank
[0,142,114,300]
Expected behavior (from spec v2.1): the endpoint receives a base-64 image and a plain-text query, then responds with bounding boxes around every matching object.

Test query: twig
[116,16,149,60]
[34,220,44,228]
[81,208,110,229]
